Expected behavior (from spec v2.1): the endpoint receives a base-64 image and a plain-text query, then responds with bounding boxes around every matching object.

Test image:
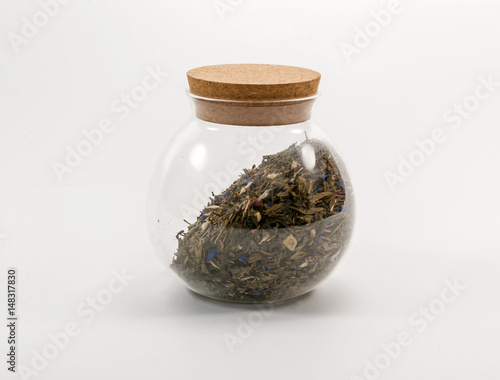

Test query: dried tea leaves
[171,138,353,303]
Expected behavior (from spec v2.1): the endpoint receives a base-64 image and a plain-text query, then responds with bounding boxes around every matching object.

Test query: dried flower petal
[283,235,298,251]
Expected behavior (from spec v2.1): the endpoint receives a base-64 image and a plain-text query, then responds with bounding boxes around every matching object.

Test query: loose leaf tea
[171,137,353,303]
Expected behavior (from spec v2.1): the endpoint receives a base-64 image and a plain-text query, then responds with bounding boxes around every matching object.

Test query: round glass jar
[147,64,354,303]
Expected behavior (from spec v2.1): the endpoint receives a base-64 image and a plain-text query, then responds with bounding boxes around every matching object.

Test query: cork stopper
[187,64,320,101]
[186,64,321,126]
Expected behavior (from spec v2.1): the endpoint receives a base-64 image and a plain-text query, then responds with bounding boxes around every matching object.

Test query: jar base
[184,285,317,305]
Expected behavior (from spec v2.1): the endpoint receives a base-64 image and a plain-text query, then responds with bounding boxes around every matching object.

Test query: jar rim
[186,89,320,105]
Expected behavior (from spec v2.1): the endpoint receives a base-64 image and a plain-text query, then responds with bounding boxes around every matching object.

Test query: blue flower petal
[206,248,217,262]
[337,181,345,188]
[251,290,267,296]
[239,255,248,264]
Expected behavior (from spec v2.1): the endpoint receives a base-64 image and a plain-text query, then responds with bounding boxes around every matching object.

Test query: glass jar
[147,64,354,303]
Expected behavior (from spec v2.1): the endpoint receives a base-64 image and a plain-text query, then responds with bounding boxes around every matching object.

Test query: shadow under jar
[147,64,355,303]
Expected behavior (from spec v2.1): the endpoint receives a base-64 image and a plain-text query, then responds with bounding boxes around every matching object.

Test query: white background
[1,0,499,379]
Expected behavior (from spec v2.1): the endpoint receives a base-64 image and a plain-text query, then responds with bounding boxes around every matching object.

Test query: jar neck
[187,92,318,126]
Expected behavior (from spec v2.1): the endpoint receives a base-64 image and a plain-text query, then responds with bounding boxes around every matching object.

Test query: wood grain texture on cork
[187,64,320,101]
[187,64,321,126]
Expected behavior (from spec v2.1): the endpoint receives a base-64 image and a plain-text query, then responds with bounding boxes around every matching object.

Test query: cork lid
[187,64,321,101]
